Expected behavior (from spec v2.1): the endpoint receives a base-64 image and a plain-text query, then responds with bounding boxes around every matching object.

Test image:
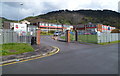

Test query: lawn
[98,40,120,45]
[0,43,34,56]
[40,31,54,35]
[60,34,75,41]
[60,34,120,44]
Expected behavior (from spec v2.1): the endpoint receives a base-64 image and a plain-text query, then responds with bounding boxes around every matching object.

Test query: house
[20,20,30,24]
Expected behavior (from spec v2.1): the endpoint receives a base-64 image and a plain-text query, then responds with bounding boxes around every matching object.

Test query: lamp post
[18,3,23,23]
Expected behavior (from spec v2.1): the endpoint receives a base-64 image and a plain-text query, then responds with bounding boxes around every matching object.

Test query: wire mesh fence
[70,31,75,41]
[78,31,120,44]
[69,30,120,44]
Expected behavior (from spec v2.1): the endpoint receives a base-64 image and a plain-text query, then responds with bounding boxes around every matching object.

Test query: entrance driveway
[2,35,118,74]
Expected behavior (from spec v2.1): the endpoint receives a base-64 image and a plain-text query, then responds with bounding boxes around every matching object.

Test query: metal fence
[97,33,120,43]
[0,29,36,44]
[69,30,120,44]
[78,33,120,44]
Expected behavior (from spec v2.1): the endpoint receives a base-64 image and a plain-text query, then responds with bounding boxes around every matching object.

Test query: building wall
[74,24,116,33]
[39,22,73,32]
[3,21,11,29]
[97,24,102,32]
[97,24,116,33]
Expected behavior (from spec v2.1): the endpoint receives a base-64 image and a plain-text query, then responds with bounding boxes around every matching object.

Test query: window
[102,26,104,28]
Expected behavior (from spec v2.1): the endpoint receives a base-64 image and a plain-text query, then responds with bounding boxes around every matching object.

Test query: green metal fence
[78,35,98,43]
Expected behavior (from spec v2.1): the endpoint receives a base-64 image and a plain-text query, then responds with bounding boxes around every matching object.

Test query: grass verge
[98,40,120,45]
[0,43,34,56]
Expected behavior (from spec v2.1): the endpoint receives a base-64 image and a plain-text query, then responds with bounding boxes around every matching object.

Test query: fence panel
[70,31,75,42]
[78,32,119,44]
[0,29,3,44]
[0,29,36,44]
[78,35,98,43]
[97,33,120,43]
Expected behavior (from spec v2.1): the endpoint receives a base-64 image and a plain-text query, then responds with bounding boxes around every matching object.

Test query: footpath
[0,43,59,66]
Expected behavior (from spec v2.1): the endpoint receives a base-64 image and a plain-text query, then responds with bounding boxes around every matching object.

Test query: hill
[24,10,120,28]
[0,17,17,28]
[0,17,17,22]
[2,10,120,29]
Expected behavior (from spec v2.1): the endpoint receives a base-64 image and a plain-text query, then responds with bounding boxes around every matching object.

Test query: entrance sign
[14,23,27,35]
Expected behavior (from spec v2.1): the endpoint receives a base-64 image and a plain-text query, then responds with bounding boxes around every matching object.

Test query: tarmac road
[2,35,118,74]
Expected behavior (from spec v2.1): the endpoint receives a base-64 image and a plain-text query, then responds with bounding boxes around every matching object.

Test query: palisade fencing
[97,33,120,43]
[0,29,36,44]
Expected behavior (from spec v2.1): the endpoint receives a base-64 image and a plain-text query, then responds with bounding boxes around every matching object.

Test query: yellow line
[0,46,60,66]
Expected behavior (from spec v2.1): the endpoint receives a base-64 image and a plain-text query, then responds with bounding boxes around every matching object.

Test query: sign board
[14,23,27,36]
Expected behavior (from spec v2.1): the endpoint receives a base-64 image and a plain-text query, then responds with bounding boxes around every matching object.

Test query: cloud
[118,1,120,12]
[0,0,119,20]
[84,0,102,9]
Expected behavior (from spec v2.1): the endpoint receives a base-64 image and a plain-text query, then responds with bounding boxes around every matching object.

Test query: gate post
[66,30,70,42]
[36,28,41,45]
[75,30,78,41]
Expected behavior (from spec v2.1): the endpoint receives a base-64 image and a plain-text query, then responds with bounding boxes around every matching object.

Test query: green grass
[60,34,75,41]
[70,34,75,41]
[41,33,53,35]
[0,43,34,56]
[40,31,54,35]
[98,40,120,45]
[60,35,120,45]
[60,36,65,39]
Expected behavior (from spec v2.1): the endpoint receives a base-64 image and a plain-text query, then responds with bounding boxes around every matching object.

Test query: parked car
[54,31,62,36]
[83,33,91,35]
[91,32,97,35]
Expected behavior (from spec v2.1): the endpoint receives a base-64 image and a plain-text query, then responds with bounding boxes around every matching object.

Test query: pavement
[2,35,118,74]
[1,43,59,66]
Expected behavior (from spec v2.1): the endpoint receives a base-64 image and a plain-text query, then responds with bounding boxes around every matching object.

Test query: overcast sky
[0,0,120,20]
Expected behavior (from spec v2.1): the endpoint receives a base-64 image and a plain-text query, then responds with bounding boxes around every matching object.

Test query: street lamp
[18,3,23,23]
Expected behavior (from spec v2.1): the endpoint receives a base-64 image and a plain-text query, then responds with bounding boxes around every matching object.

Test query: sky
[0,0,120,20]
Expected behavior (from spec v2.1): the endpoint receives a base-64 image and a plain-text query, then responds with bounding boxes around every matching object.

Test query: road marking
[0,46,60,66]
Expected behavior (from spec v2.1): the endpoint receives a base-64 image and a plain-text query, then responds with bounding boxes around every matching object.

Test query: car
[83,33,91,35]
[54,31,62,36]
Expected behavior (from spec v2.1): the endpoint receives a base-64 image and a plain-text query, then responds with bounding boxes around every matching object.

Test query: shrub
[49,30,55,34]
[41,31,47,34]
[111,29,120,33]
